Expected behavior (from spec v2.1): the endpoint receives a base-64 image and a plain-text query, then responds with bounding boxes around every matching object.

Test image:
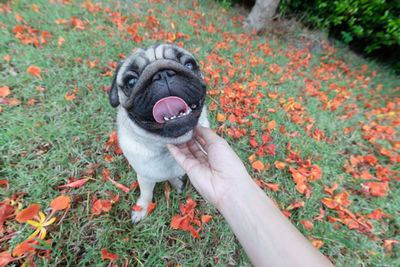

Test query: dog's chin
[128,109,202,138]
[155,115,199,138]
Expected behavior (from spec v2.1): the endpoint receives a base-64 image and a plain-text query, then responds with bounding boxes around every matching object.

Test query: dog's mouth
[152,96,194,123]
[128,95,203,138]
[129,95,203,127]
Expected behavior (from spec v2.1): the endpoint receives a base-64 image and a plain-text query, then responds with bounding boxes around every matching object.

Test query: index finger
[194,126,226,149]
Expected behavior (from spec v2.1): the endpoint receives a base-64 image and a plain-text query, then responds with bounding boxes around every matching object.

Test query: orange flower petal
[0,86,10,98]
[311,239,324,249]
[132,205,143,211]
[301,220,314,231]
[101,248,119,261]
[216,113,226,122]
[58,178,89,188]
[201,215,212,225]
[65,92,76,101]
[147,202,157,215]
[252,161,264,172]
[27,66,42,80]
[50,195,71,212]
[12,239,36,257]
[16,204,40,223]
[274,161,286,170]
[0,250,18,265]
[171,214,186,229]
[365,209,392,220]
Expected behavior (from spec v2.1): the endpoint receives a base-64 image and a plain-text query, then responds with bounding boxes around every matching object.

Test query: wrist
[215,173,257,213]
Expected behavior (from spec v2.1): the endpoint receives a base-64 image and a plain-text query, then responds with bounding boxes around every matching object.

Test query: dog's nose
[152,70,176,82]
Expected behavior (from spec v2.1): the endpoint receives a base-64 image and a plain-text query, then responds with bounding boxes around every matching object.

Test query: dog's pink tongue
[152,96,188,123]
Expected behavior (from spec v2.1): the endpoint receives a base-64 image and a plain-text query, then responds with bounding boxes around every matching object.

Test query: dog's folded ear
[109,61,124,108]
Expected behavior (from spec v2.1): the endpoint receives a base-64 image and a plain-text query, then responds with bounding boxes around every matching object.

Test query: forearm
[217,176,333,267]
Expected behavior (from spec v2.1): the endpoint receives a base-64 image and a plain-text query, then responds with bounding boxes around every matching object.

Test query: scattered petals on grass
[103,168,130,193]
[2,0,400,265]
[308,236,325,249]
[16,204,40,223]
[0,250,18,266]
[0,203,15,228]
[12,239,36,257]
[3,54,11,61]
[362,181,389,197]
[286,201,305,211]
[216,113,226,122]
[0,180,10,192]
[50,195,71,212]
[101,248,119,261]
[252,160,264,172]
[91,199,112,215]
[57,178,89,189]
[27,66,41,80]
[0,86,10,98]
[171,197,212,238]
[383,239,399,251]
[300,220,314,231]
[147,202,157,215]
[65,92,76,101]
[201,215,212,225]
[58,36,65,47]
[105,131,123,155]
[365,209,392,220]
[274,161,286,170]
[90,192,119,219]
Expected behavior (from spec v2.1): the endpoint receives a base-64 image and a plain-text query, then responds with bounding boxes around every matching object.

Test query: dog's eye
[127,78,137,88]
[184,62,194,70]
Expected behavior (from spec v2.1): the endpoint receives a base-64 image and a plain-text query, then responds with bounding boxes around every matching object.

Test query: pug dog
[109,43,209,224]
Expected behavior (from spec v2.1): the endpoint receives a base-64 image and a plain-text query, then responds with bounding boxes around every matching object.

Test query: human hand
[169,128,334,267]
[167,126,251,208]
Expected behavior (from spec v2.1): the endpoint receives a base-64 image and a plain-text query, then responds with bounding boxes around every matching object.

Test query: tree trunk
[244,0,281,33]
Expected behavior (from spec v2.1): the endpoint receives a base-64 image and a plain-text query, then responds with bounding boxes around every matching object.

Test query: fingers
[194,135,207,151]
[194,126,225,150]
[167,142,208,172]
[187,139,209,165]
[193,138,207,155]
[166,144,190,170]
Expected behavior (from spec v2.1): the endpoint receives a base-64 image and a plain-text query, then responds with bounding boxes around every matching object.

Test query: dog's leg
[168,177,184,194]
[131,175,155,224]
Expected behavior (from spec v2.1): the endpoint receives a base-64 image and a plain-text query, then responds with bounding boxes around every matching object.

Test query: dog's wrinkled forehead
[116,44,196,86]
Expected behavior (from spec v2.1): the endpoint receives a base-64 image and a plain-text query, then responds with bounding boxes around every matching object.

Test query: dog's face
[109,44,206,138]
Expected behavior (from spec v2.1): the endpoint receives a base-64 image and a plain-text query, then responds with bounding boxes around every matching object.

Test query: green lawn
[1,0,399,266]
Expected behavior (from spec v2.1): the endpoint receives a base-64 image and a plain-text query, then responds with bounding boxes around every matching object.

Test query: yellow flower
[26,211,56,240]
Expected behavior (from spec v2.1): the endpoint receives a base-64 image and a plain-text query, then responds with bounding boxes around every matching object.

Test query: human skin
[167,126,333,267]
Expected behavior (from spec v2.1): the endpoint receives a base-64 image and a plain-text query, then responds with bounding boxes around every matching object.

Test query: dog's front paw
[131,208,148,224]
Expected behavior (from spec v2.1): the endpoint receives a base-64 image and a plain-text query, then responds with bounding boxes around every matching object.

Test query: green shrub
[279,0,400,70]
[215,0,399,72]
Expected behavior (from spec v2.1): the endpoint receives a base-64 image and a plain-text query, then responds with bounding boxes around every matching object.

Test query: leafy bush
[279,0,400,70]
[216,0,399,71]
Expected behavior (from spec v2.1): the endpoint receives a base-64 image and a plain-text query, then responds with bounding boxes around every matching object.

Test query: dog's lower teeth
[191,104,197,109]
[164,110,191,122]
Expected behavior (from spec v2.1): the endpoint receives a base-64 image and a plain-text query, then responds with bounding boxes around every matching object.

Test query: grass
[1,0,399,266]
